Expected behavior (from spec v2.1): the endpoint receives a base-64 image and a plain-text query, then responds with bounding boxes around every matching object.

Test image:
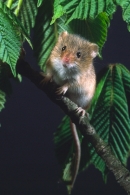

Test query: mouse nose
[62,53,71,64]
[63,56,70,63]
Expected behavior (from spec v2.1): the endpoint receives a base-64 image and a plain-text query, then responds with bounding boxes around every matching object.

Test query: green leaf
[105,0,117,16]
[51,5,65,24]
[53,0,116,24]
[16,73,22,82]
[18,0,38,35]
[120,64,130,116]
[85,64,130,173]
[0,61,12,95]
[118,0,130,31]
[54,64,130,187]
[33,1,56,71]
[1,1,32,46]
[33,1,72,71]
[0,89,6,112]
[70,12,110,54]
[3,0,37,37]
[62,155,77,194]
[37,0,44,7]
[0,2,22,77]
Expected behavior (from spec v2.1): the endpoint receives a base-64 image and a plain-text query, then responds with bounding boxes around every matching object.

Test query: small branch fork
[16,59,130,194]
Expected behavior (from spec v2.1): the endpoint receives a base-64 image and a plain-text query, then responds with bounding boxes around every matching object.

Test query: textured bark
[16,59,130,194]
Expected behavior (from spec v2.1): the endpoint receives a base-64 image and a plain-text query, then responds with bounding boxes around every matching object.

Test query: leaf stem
[54,21,58,40]
[6,0,14,8]
[14,0,23,16]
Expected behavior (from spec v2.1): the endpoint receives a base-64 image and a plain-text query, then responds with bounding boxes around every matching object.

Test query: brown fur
[44,32,98,192]
[46,31,98,109]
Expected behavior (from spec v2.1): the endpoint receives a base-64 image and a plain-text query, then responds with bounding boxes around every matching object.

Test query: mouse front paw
[40,73,52,85]
[56,84,69,95]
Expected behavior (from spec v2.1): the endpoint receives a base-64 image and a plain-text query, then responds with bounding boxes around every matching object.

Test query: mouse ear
[90,43,99,58]
[60,31,68,38]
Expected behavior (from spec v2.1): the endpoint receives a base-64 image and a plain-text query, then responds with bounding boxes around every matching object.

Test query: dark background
[0,8,130,195]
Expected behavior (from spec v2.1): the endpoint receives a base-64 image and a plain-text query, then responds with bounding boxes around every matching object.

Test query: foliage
[54,64,130,188]
[14,0,38,34]
[118,0,130,31]
[0,2,22,77]
[33,0,110,69]
[0,90,6,112]
[0,0,130,193]
[33,1,73,71]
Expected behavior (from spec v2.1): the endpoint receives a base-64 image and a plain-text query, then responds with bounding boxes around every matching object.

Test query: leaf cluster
[54,64,130,190]
[0,0,129,106]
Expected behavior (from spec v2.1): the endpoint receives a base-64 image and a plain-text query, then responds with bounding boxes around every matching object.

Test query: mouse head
[58,31,98,64]
[50,31,98,76]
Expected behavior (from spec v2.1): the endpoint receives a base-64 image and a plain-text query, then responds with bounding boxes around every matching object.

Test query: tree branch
[16,59,130,194]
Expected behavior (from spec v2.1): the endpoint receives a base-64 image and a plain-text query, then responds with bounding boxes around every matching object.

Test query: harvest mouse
[43,31,98,193]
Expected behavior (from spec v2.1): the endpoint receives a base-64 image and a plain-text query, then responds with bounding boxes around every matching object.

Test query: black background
[0,8,130,195]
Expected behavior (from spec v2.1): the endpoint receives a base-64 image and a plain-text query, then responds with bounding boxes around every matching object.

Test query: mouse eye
[62,46,66,51]
[77,52,81,58]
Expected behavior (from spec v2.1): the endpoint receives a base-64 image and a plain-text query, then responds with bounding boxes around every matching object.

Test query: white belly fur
[66,85,94,108]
